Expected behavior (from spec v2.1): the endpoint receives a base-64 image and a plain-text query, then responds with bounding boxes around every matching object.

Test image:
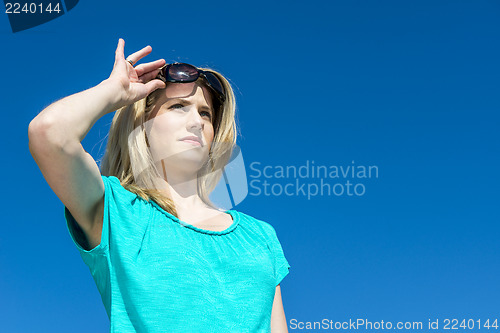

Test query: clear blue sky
[1,0,499,331]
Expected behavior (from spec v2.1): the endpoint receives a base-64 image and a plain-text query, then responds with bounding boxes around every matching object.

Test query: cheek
[152,112,178,131]
[204,125,215,143]
[145,114,178,147]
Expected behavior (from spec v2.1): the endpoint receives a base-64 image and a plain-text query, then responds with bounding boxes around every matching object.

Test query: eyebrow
[167,98,213,113]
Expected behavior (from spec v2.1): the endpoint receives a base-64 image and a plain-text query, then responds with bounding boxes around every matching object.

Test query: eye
[170,103,185,109]
[201,111,212,120]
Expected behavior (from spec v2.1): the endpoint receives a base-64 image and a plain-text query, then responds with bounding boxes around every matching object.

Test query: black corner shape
[5,0,80,33]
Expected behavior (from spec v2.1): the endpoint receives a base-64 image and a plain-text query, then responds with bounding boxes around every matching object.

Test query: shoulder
[101,175,125,192]
[233,209,278,237]
[102,175,144,202]
[101,175,127,192]
[100,175,152,214]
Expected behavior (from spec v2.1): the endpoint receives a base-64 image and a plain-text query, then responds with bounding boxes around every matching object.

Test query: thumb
[145,79,166,94]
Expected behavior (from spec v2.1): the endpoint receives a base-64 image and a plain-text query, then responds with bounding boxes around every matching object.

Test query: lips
[180,135,203,146]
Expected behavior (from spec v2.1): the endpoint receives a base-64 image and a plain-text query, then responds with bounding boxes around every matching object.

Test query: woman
[28,38,291,332]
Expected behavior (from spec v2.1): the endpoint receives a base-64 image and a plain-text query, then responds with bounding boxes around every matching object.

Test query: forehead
[159,82,214,109]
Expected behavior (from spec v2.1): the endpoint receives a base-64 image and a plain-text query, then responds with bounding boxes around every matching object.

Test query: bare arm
[28,38,166,250]
[271,284,289,333]
[30,79,123,145]
[28,80,121,249]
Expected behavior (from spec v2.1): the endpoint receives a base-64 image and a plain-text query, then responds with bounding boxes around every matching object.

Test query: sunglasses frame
[156,62,226,103]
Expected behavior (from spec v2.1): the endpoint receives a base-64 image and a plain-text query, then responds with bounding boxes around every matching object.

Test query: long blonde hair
[99,67,239,218]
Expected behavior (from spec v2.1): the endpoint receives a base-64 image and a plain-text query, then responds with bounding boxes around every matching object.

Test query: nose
[186,106,204,130]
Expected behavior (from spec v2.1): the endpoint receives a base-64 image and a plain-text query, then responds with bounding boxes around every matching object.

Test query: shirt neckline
[149,200,240,236]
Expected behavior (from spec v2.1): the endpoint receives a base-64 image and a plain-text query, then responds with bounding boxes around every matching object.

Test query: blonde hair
[99,67,239,218]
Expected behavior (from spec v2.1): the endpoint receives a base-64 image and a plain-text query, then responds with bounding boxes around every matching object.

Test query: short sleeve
[64,175,116,265]
[64,174,152,266]
[266,224,291,286]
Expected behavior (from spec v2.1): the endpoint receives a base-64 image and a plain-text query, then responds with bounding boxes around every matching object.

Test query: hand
[106,38,166,108]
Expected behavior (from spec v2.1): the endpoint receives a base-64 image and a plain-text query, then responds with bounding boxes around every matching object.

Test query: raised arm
[28,38,166,250]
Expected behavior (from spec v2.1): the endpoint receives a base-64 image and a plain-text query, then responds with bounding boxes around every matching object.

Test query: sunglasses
[156,62,226,103]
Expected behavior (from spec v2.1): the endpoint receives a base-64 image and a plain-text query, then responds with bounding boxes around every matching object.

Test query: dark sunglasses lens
[204,72,225,99]
[168,63,199,82]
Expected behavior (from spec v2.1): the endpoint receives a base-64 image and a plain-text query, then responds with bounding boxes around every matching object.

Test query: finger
[144,79,167,94]
[135,59,166,77]
[115,38,125,63]
[138,68,164,84]
[125,45,153,67]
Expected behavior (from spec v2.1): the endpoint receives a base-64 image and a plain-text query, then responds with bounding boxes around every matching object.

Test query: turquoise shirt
[64,175,291,332]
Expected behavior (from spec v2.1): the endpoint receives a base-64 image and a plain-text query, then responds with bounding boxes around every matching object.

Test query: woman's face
[144,81,216,175]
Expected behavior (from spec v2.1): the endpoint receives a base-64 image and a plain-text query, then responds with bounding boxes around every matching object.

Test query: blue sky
[1,0,499,331]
